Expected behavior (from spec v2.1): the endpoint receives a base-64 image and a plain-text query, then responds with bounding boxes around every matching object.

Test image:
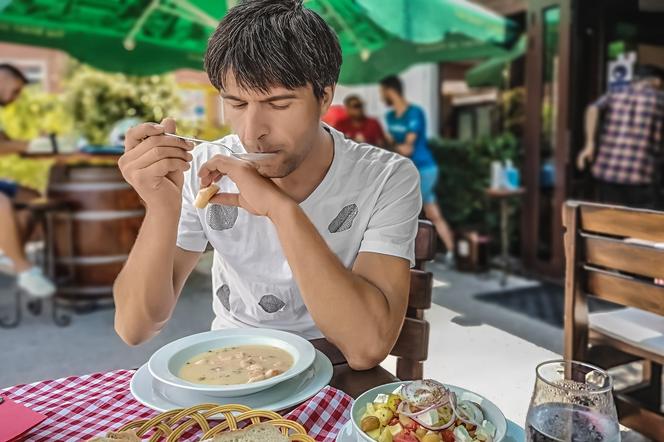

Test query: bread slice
[204,423,289,442]
[194,184,220,208]
[87,430,141,441]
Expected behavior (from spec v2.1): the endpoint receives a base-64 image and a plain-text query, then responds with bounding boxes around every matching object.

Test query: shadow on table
[450,314,483,327]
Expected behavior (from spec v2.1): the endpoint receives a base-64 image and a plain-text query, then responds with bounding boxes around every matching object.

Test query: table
[0,338,397,442]
[484,188,525,286]
[381,303,563,441]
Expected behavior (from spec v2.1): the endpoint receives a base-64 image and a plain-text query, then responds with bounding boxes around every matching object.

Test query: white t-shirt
[177,125,422,339]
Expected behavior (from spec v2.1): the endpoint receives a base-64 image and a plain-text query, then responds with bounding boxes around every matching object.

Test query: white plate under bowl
[132,350,332,413]
[350,382,507,442]
[148,328,316,398]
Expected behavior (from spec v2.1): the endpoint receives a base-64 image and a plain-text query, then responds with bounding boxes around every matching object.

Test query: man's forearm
[113,207,180,344]
[584,105,599,150]
[270,202,393,368]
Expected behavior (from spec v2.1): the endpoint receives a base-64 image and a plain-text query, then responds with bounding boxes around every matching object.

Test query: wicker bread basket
[104,404,314,442]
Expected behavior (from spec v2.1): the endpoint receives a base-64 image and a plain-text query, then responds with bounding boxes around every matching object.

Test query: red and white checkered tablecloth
[1,369,353,442]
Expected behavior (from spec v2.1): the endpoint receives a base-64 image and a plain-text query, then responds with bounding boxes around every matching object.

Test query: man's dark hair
[379,75,403,96]
[204,0,342,100]
[635,64,664,81]
[0,64,28,84]
[343,94,363,107]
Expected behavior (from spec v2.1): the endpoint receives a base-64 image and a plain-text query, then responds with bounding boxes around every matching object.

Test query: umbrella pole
[124,0,160,50]
[124,0,218,51]
[169,0,219,28]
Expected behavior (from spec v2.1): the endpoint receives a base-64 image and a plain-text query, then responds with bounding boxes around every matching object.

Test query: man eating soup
[113,0,421,370]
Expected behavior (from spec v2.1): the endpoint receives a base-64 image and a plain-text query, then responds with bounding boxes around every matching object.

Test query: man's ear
[320,84,336,115]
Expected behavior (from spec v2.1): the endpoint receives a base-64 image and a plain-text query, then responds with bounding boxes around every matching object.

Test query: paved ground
[1,258,549,387]
[0,269,214,387]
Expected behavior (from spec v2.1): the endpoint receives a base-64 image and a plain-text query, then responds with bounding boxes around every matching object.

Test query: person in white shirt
[113,0,421,370]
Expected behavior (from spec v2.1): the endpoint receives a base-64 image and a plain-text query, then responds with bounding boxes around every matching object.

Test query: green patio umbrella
[307,0,518,84]
[0,0,516,84]
[355,0,517,45]
[0,0,225,75]
[465,35,526,88]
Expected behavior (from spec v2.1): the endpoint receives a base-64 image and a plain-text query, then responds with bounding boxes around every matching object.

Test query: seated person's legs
[13,185,41,242]
[0,186,55,298]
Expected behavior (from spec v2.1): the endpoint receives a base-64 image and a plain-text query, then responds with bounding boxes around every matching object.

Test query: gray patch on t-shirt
[258,294,286,313]
[328,204,358,233]
[207,204,238,231]
[217,284,231,311]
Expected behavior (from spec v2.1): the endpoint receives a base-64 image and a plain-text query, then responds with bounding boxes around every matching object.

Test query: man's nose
[241,105,270,148]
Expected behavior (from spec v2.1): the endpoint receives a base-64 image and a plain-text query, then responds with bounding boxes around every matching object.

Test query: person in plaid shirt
[577,65,664,208]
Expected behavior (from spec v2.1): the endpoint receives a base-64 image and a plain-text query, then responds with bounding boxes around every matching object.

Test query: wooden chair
[563,200,664,440]
[390,219,437,380]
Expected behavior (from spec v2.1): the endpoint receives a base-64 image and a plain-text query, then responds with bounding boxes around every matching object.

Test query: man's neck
[272,125,334,203]
[392,97,409,117]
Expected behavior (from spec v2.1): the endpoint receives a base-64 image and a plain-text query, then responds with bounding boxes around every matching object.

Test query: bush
[0,85,73,140]
[430,132,521,253]
[65,66,182,145]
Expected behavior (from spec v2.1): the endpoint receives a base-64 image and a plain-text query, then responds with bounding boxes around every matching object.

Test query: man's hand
[577,142,594,171]
[118,118,194,211]
[396,143,412,156]
[198,154,292,218]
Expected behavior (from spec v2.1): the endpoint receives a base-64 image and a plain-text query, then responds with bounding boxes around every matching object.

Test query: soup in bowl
[148,329,316,397]
[179,344,294,385]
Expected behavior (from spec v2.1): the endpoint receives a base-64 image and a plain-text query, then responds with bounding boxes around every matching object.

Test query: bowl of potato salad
[351,380,507,442]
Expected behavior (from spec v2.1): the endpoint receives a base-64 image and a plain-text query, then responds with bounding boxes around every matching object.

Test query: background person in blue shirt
[380,75,454,261]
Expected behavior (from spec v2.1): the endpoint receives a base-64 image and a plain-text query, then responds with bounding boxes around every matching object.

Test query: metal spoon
[164,133,277,161]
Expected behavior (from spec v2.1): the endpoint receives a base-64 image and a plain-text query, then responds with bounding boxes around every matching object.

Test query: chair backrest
[562,201,664,361]
[390,220,437,380]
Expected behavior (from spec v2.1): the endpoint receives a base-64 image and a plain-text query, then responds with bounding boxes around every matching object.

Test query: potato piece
[387,394,401,412]
[365,403,377,415]
[361,416,381,432]
[366,428,382,440]
[378,427,393,442]
[422,433,442,442]
[387,424,403,437]
[415,427,428,439]
[375,408,394,426]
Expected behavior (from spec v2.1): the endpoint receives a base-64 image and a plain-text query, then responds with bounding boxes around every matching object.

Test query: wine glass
[525,360,620,442]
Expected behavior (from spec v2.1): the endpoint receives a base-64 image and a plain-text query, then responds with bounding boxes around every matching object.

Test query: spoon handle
[165,132,237,154]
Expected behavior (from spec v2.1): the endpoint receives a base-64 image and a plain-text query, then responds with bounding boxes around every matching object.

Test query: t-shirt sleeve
[176,166,208,252]
[406,108,425,134]
[359,159,422,267]
[593,92,612,110]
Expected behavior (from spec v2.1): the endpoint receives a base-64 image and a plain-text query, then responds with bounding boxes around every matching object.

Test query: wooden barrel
[48,164,144,302]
